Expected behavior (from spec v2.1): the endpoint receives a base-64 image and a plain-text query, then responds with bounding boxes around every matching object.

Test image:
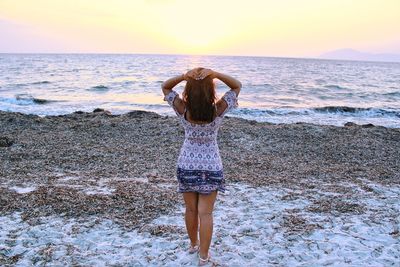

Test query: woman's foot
[188,241,200,254]
[198,253,210,266]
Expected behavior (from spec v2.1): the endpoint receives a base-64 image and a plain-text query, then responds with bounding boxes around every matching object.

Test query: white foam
[1,181,399,266]
[9,186,36,194]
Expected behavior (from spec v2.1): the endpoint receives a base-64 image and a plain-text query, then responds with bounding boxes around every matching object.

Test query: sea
[0,53,399,127]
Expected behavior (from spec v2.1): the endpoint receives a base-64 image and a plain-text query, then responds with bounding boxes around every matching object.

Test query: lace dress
[164,90,238,194]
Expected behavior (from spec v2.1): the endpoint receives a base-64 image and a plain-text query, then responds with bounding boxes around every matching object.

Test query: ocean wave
[323,85,347,90]
[382,91,400,97]
[361,83,379,88]
[32,81,51,85]
[234,106,400,118]
[87,85,109,92]
[313,106,369,113]
[312,106,399,117]
[315,79,326,84]
[316,106,400,118]
[0,94,58,105]
[12,81,51,87]
[16,94,57,105]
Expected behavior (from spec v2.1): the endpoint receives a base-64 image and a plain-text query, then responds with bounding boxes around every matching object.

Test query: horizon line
[1,52,400,64]
[0,51,312,58]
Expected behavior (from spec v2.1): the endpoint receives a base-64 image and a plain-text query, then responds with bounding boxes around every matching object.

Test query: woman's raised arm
[198,69,242,96]
[161,74,185,96]
[214,71,242,96]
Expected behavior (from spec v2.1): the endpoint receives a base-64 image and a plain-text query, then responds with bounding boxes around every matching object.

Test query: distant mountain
[319,48,400,63]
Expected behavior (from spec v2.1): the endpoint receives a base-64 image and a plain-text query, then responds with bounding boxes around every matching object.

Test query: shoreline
[2,107,399,129]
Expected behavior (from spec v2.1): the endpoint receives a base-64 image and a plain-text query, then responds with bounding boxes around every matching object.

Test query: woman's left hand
[198,68,216,80]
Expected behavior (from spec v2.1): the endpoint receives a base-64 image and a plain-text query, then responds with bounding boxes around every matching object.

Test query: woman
[161,67,241,265]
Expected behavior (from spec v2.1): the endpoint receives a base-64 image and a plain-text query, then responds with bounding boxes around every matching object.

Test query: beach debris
[0,180,399,266]
[92,108,112,115]
[307,197,365,214]
[362,123,375,128]
[0,110,399,265]
[0,136,13,147]
[344,122,357,127]
[140,224,185,236]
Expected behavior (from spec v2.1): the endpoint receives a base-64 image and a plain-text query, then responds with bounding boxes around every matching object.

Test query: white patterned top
[163,90,238,194]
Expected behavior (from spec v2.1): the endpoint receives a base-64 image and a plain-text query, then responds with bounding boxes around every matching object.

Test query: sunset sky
[1,0,399,57]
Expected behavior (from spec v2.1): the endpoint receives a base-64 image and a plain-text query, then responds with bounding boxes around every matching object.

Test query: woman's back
[163,89,238,192]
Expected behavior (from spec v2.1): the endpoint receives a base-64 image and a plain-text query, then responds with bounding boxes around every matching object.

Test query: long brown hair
[183,75,216,123]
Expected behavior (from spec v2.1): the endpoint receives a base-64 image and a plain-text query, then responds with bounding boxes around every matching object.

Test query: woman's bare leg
[198,190,218,259]
[183,192,199,246]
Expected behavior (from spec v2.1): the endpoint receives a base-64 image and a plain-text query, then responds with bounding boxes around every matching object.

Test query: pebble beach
[1,109,399,266]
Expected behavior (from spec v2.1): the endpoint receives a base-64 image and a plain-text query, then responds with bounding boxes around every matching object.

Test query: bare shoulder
[216,89,240,116]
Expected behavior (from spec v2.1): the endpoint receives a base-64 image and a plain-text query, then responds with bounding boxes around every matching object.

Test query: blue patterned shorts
[176,167,225,194]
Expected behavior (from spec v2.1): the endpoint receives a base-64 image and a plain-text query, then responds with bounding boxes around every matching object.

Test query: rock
[240,252,256,259]
[126,110,148,117]
[344,122,357,127]
[389,229,399,236]
[93,108,112,115]
[125,110,160,118]
[32,98,48,104]
[0,136,13,147]
[362,123,375,128]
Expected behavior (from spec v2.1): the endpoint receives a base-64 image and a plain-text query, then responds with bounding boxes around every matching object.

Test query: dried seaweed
[0,110,399,230]
[307,196,365,214]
